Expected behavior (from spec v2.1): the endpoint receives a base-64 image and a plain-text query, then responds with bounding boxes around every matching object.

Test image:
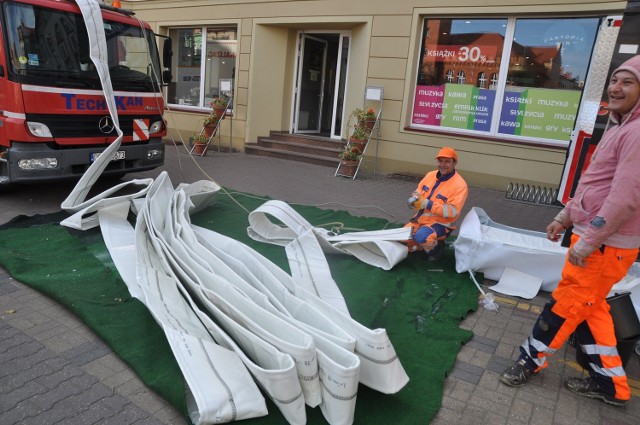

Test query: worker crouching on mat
[500,55,640,407]
[404,147,468,262]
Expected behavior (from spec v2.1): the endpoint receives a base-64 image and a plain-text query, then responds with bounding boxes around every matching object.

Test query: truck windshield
[3,1,161,92]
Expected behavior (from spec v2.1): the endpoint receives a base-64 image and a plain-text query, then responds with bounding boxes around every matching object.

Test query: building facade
[122,0,632,190]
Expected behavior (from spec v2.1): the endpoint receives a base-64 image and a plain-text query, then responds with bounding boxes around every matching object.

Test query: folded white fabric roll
[247,200,410,271]
[63,142,411,424]
[194,224,410,395]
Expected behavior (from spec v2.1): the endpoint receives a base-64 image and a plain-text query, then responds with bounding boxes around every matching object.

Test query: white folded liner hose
[98,201,269,423]
[190,227,357,351]
[143,175,367,422]
[158,229,322,408]
[59,16,410,414]
[72,172,411,422]
[247,200,410,272]
[286,228,350,313]
[139,179,308,423]
[193,225,410,394]
[162,187,365,419]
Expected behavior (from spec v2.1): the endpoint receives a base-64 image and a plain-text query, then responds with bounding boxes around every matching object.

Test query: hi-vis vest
[412,170,468,228]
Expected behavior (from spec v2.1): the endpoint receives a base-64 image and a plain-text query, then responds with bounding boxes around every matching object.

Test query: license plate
[91,150,125,162]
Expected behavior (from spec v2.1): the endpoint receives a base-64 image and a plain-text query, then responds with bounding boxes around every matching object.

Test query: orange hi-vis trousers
[404,221,450,253]
[518,234,638,400]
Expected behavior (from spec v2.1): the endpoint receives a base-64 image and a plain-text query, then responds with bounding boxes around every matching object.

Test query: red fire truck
[0,0,171,184]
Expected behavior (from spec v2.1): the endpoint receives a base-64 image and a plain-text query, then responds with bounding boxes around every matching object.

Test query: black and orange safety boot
[499,359,538,387]
[564,377,628,407]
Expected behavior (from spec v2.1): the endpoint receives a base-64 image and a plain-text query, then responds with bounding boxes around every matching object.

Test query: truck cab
[0,0,170,184]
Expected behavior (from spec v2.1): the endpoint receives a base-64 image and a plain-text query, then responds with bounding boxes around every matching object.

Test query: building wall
[122,0,628,190]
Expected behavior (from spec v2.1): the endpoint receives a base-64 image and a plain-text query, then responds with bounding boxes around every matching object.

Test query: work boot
[499,359,537,387]
[564,377,628,406]
[426,240,445,262]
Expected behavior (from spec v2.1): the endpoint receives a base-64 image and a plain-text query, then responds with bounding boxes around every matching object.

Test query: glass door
[294,35,328,133]
[330,35,350,138]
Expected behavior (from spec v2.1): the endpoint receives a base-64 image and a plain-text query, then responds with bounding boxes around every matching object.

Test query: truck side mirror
[162,39,173,84]
[162,70,172,84]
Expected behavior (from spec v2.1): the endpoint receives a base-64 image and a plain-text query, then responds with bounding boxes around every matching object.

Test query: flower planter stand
[191,105,227,156]
[190,127,215,155]
[334,85,383,180]
[189,93,233,156]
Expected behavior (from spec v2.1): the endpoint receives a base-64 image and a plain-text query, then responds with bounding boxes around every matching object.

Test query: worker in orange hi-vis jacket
[500,55,640,407]
[403,146,468,262]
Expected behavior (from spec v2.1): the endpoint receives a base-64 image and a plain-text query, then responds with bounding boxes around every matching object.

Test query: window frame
[166,25,237,112]
[410,15,601,147]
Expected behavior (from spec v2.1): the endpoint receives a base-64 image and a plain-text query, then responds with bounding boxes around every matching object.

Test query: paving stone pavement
[0,145,638,424]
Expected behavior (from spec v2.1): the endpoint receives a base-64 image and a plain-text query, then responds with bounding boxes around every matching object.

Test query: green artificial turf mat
[0,190,478,424]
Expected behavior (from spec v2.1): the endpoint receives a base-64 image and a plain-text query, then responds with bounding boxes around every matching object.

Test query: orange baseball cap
[436,147,458,161]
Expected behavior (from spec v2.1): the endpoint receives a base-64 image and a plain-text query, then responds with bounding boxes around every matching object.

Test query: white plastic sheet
[454,207,567,293]
[489,267,543,300]
[455,207,640,316]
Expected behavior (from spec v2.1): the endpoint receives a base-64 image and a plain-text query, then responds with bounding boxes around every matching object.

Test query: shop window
[412,17,599,145]
[477,72,487,88]
[446,69,455,83]
[167,25,237,109]
[489,73,498,90]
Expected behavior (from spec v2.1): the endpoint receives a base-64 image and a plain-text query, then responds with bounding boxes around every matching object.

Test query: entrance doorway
[293,32,350,139]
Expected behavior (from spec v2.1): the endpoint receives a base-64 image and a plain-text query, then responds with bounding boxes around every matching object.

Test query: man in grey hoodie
[500,55,640,407]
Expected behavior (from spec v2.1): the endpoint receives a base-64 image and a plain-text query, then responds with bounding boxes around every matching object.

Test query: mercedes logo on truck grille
[98,116,115,134]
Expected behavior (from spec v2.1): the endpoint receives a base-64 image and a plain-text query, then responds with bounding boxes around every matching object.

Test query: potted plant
[350,107,377,130]
[192,133,210,155]
[350,122,371,140]
[347,123,371,153]
[203,114,219,126]
[210,96,228,118]
[203,114,219,136]
[338,145,362,177]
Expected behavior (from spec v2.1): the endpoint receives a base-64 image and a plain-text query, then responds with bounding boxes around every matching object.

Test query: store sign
[412,84,495,131]
[413,85,580,141]
[498,88,581,140]
[424,45,498,63]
